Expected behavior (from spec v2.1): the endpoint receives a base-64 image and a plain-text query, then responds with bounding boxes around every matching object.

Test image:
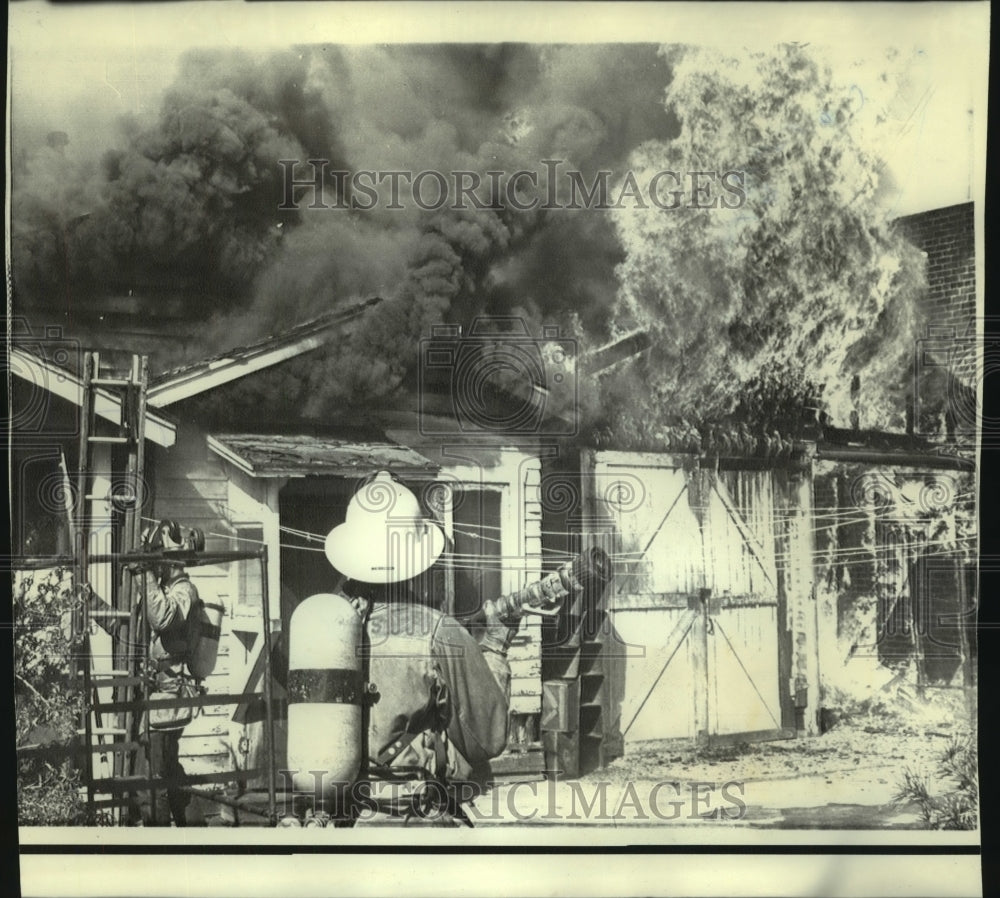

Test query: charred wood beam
[581,330,652,375]
[822,424,944,452]
[813,445,974,471]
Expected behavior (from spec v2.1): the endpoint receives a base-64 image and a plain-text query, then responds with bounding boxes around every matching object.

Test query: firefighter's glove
[131,568,160,605]
[480,597,520,657]
[522,566,576,613]
[342,594,370,620]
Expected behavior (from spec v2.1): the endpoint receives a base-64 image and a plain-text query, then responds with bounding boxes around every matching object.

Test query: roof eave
[147,296,382,408]
[10,346,177,448]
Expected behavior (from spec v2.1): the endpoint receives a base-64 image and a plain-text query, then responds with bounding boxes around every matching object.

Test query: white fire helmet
[324,471,445,584]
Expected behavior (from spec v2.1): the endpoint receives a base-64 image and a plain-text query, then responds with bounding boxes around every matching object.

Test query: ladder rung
[85,493,139,503]
[91,378,133,387]
[90,609,131,619]
[91,669,132,677]
[88,435,129,444]
[89,741,143,755]
[77,727,127,736]
[90,676,144,687]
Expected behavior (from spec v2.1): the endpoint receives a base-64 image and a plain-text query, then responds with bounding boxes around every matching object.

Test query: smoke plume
[11,43,926,435]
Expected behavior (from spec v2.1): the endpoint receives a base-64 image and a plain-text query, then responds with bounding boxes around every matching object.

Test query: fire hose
[477,546,614,624]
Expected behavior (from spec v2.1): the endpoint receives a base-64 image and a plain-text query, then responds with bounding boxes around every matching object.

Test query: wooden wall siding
[511,453,542,716]
[704,472,782,736]
[716,470,779,594]
[153,423,278,775]
[709,605,782,734]
[588,453,780,603]
[585,452,701,743]
[441,449,543,717]
[596,459,703,597]
[177,633,233,773]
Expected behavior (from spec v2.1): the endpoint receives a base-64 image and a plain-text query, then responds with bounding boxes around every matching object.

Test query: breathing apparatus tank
[186,599,225,680]
[286,593,364,818]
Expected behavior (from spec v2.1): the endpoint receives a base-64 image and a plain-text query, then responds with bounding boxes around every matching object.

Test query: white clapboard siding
[152,422,274,777]
[509,455,543,715]
[440,450,545,720]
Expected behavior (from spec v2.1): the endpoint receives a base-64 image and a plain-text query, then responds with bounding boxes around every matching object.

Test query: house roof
[147,296,383,408]
[9,346,176,447]
[207,433,439,478]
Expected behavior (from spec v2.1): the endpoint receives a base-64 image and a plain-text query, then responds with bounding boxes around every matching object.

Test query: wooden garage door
[590,453,785,744]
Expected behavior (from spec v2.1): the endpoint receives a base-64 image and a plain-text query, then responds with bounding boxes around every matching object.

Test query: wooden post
[955,557,975,724]
[259,547,277,825]
[782,461,819,737]
[688,468,714,748]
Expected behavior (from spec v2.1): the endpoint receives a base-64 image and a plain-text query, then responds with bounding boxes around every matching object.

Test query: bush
[894,733,978,830]
[14,568,97,826]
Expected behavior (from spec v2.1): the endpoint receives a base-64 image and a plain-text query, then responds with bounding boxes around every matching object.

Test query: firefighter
[279,472,609,827]
[280,472,525,826]
[132,521,203,826]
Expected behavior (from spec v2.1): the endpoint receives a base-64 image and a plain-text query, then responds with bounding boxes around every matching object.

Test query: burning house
[11,221,977,796]
[9,35,981,833]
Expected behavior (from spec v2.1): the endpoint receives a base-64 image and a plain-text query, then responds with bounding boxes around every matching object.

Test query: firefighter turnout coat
[366,600,509,788]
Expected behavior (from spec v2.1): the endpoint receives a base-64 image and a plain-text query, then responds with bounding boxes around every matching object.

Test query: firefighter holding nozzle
[280,471,611,827]
[129,520,223,826]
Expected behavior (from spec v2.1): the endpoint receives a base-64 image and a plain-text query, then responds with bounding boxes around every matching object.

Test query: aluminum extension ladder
[73,351,150,822]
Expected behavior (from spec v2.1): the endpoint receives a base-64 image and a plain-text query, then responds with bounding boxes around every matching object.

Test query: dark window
[234,524,264,608]
[452,487,503,621]
[11,443,75,557]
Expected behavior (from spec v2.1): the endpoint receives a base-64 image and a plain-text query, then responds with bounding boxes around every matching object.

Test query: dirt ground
[465,686,979,829]
[598,705,966,791]
[198,688,977,830]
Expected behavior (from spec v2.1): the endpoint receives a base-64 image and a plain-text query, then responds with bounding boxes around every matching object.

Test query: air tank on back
[186,600,225,680]
[286,593,364,818]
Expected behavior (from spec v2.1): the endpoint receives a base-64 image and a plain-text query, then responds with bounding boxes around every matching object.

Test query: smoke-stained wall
[813,460,976,715]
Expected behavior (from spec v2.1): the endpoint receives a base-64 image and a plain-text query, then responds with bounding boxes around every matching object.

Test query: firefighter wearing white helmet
[281,471,546,826]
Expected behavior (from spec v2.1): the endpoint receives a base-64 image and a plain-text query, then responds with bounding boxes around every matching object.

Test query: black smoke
[12,44,679,406]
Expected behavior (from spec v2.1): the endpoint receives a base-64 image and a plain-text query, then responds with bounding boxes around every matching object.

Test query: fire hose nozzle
[492,547,613,621]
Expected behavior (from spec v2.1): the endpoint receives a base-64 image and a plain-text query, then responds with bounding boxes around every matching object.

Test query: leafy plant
[14,567,98,826]
[894,733,978,830]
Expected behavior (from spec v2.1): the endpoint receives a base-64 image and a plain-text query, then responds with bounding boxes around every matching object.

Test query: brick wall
[895,202,976,385]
